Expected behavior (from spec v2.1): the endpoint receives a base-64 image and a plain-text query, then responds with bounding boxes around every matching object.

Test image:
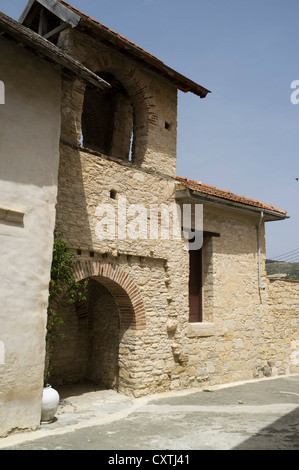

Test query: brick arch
[82,52,157,163]
[73,260,146,330]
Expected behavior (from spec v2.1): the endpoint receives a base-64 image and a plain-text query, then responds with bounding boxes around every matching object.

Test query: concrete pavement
[1,375,299,451]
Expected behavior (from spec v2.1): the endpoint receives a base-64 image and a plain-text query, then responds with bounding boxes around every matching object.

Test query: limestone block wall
[262,279,299,376]
[52,28,299,399]
[49,251,186,397]
[55,76,298,396]
[54,120,299,398]
[58,28,178,177]
[54,147,280,398]
[175,205,270,389]
[53,35,191,395]
[55,142,180,259]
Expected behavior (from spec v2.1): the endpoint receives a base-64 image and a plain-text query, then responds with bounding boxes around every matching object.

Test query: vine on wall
[45,230,88,383]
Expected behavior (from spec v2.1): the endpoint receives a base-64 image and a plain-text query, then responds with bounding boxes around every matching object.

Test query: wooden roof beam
[20,0,81,28]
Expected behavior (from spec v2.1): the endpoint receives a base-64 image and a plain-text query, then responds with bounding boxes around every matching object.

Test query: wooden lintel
[181,228,220,238]
[203,231,220,238]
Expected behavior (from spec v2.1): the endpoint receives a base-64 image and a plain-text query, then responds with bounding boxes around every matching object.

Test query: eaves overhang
[0,10,111,91]
[19,0,211,98]
[175,187,289,222]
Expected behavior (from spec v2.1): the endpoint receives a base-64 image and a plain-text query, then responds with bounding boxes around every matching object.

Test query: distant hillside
[266,260,299,280]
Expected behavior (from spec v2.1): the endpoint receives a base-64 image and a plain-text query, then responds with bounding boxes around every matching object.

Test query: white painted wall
[0,36,61,437]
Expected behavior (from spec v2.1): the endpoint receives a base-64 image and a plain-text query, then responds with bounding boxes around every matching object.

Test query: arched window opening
[81,72,134,162]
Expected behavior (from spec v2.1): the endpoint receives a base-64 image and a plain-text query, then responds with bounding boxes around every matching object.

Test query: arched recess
[82,73,134,160]
[49,259,146,394]
[80,51,156,164]
[73,259,146,330]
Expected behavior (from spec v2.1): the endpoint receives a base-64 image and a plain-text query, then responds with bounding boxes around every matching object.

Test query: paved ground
[1,375,299,451]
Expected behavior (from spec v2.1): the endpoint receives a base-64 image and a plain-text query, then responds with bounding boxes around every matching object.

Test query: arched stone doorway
[49,260,146,396]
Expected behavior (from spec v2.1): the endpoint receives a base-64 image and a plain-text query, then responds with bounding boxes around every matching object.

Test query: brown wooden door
[189,249,202,322]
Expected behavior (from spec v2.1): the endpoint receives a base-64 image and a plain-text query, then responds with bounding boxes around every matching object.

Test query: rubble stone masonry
[51,27,299,398]
[264,279,299,376]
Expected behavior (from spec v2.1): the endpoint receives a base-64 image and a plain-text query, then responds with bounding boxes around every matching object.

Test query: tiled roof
[56,0,162,60]
[55,0,210,97]
[176,176,287,217]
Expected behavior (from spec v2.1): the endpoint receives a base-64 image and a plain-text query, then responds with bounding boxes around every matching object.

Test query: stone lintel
[186,322,215,338]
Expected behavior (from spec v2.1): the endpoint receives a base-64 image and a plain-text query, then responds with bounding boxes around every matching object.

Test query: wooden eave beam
[78,19,211,98]
[0,13,110,92]
[19,2,210,97]
[20,0,81,28]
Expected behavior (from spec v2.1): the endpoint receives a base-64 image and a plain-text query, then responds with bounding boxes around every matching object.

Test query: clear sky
[1,0,298,259]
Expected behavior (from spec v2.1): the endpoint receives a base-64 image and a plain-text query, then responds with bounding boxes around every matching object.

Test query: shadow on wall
[49,276,140,393]
[49,279,120,390]
[56,142,94,250]
[56,77,94,251]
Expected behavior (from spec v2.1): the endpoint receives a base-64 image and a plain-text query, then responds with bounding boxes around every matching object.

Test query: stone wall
[51,27,299,400]
[53,27,190,397]
[58,28,178,177]
[262,279,299,376]
[53,193,299,397]
[1,10,297,441]
[177,205,269,388]
[54,141,284,397]
[50,280,120,389]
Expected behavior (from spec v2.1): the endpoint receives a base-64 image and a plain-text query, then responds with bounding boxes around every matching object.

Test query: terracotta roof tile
[176,176,287,216]
[55,0,210,97]
[56,0,162,61]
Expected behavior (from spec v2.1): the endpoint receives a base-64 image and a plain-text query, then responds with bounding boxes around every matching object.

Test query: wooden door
[189,248,202,322]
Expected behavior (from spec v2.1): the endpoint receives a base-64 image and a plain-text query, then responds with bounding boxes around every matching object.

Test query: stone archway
[80,50,157,165]
[73,259,146,330]
[50,259,146,396]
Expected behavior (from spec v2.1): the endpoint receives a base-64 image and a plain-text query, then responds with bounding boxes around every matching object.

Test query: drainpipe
[258,210,264,289]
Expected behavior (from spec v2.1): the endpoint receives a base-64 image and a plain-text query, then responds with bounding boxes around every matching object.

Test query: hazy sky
[1,0,298,259]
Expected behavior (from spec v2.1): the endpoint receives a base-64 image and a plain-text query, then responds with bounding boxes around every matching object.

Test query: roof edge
[19,0,211,98]
[176,177,288,220]
[0,10,110,91]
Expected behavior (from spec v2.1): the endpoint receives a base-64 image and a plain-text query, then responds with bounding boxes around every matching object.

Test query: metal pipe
[258,210,264,289]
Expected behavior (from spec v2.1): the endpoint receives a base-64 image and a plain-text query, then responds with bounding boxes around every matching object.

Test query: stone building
[0,0,298,437]
[0,8,110,437]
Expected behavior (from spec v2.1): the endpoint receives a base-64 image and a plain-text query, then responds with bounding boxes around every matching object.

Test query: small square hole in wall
[90,251,95,258]
[165,122,171,130]
[110,189,117,200]
[77,249,82,256]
